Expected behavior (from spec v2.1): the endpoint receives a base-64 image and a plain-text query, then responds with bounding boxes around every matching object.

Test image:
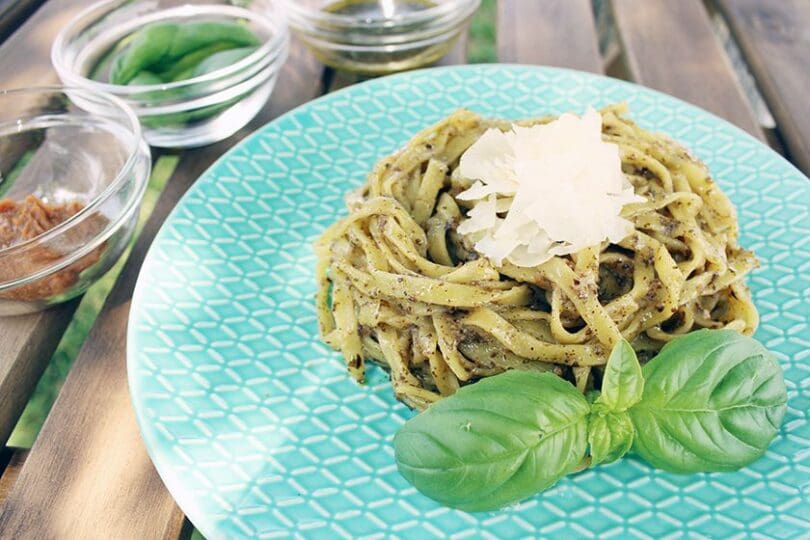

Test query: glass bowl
[282,0,480,75]
[52,0,289,148]
[0,87,150,315]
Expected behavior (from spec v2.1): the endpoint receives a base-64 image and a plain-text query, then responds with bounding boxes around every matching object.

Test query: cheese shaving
[456,107,645,267]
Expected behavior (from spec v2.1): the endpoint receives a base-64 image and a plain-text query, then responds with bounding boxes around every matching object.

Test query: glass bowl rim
[291,6,478,43]
[0,85,146,259]
[51,0,290,95]
[281,0,479,28]
[298,24,464,52]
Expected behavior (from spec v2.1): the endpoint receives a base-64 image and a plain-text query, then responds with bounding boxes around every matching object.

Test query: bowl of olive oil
[283,0,480,75]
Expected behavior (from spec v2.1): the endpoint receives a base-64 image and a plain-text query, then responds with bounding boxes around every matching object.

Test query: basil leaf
[629,329,787,473]
[394,371,589,512]
[109,21,260,84]
[595,340,643,412]
[588,411,634,465]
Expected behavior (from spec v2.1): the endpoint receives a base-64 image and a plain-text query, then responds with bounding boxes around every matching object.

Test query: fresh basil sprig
[394,329,787,512]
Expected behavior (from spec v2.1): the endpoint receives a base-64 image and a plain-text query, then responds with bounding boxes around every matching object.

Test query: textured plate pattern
[128,66,810,539]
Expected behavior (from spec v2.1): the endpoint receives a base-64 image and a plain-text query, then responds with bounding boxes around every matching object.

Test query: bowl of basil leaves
[52,0,289,148]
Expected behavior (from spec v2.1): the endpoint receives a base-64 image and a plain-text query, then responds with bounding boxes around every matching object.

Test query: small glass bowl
[52,0,289,148]
[282,0,480,75]
[0,87,150,316]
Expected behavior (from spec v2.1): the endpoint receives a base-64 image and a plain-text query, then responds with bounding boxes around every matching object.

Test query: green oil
[316,0,456,75]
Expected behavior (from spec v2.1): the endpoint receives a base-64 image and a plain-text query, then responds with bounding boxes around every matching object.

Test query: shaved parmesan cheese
[457,195,498,235]
[456,107,645,267]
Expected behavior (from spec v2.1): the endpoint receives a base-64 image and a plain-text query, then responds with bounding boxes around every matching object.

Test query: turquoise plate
[128,65,810,539]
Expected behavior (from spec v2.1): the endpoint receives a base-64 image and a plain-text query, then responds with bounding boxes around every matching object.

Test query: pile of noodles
[315,105,758,410]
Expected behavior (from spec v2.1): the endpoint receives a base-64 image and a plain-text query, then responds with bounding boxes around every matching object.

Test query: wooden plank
[497,0,602,73]
[0,449,28,504]
[0,0,43,43]
[612,0,764,140]
[0,0,86,89]
[0,38,324,539]
[0,303,77,446]
[0,0,99,447]
[716,0,810,174]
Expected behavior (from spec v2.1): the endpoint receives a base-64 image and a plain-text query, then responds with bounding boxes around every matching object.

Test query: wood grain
[0,303,77,446]
[497,0,602,73]
[716,0,810,174]
[0,448,27,503]
[612,0,763,140]
[0,0,86,89]
[0,0,100,448]
[0,0,43,43]
[0,38,324,540]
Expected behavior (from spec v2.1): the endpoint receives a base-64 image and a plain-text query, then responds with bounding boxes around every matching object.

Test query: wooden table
[0,1,807,538]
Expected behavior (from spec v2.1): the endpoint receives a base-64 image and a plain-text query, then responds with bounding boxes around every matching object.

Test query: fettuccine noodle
[315,105,758,409]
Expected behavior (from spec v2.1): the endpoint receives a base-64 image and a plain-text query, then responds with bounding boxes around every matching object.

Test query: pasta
[315,105,759,409]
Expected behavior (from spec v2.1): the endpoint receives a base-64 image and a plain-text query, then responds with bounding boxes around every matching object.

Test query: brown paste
[0,195,106,301]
